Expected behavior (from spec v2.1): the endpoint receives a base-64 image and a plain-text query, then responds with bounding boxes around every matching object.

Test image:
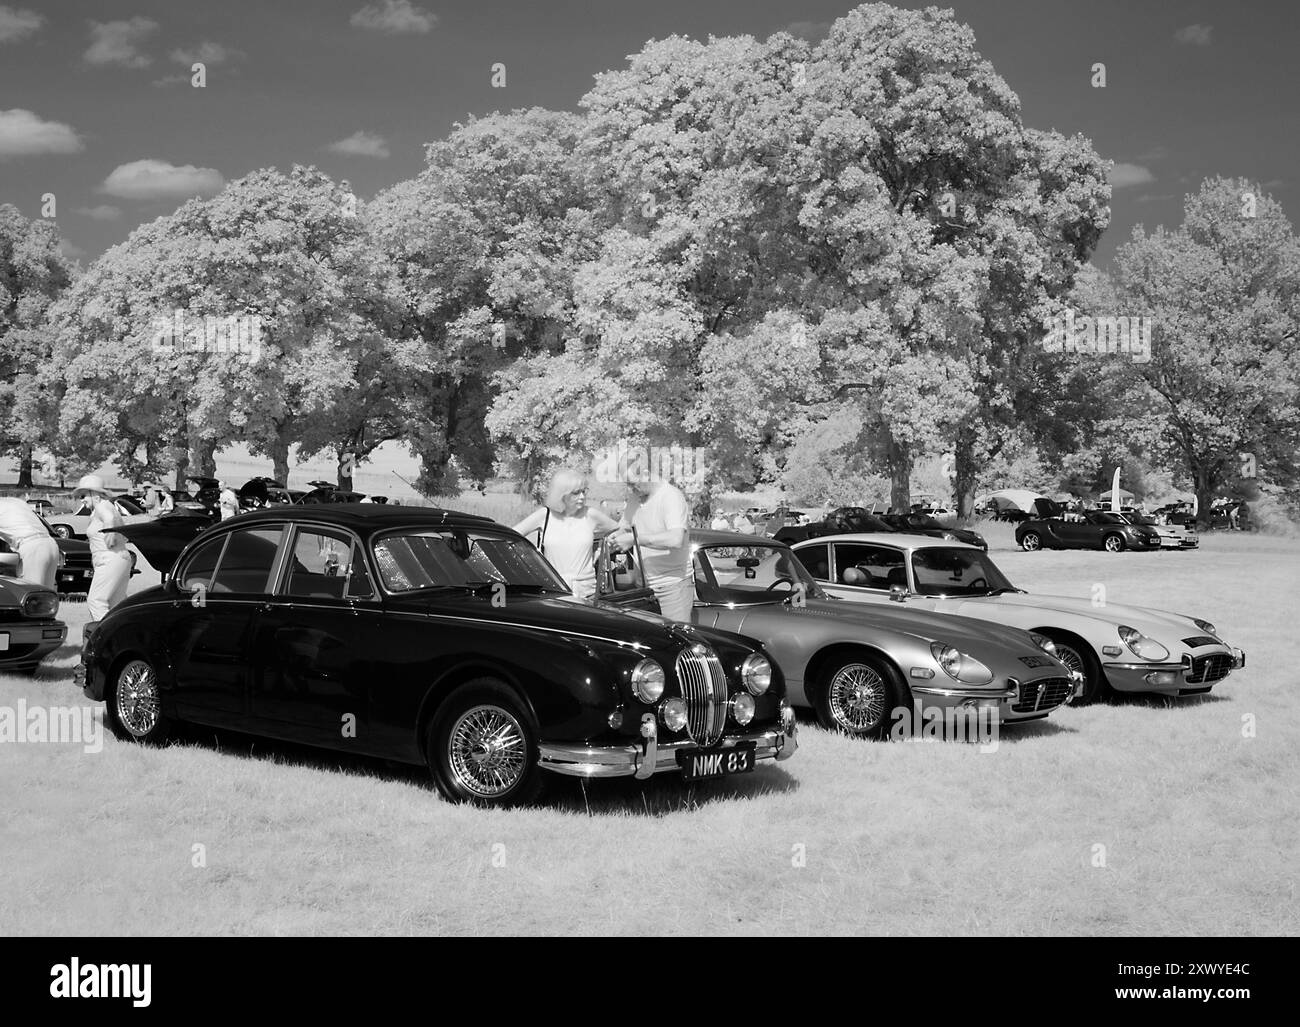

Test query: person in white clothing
[710,508,730,530]
[76,475,134,620]
[613,472,694,621]
[218,480,240,520]
[513,468,621,600]
[0,497,61,590]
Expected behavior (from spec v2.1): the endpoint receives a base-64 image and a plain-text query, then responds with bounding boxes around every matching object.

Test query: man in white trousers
[75,475,133,620]
[0,497,61,590]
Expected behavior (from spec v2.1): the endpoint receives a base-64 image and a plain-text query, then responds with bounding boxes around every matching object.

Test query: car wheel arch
[804,642,912,710]
[1034,627,1110,695]
[415,662,540,760]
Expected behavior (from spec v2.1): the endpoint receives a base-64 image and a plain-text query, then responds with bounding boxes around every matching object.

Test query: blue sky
[1,0,1296,267]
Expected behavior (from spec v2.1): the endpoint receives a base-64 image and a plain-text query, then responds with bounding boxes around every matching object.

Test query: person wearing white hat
[0,496,61,590]
[76,475,133,620]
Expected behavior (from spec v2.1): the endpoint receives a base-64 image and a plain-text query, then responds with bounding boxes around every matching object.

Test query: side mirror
[889,584,908,603]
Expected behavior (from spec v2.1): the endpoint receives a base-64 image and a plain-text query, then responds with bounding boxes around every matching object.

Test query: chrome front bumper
[1105,648,1245,692]
[538,702,799,779]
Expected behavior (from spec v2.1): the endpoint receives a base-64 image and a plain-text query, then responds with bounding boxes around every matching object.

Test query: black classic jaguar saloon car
[78,506,796,806]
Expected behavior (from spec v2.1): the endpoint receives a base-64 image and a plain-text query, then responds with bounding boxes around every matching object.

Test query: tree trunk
[17,443,33,487]
[191,438,217,479]
[269,435,290,487]
[173,445,189,492]
[338,447,354,492]
[1193,464,1217,531]
[887,436,912,512]
[952,434,978,523]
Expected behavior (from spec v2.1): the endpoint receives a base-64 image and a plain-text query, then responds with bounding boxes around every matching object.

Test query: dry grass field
[1,528,1296,936]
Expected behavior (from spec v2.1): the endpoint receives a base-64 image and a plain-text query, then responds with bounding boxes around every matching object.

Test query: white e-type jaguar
[790,533,1245,704]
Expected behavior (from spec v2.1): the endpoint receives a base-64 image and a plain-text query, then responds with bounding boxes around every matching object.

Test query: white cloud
[350,1,437,34]
[1109,162,1155,189]
[59,239,86,260]
[0,5,42,43]
[169,41,243,65]
[1174,24,1213,46]
[327,131,391,158]
[0,108,83,159]
[85,17,158,68]
[76,204,122,221]
[100,159,225,200]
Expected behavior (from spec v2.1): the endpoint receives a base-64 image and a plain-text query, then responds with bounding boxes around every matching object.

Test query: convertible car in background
[1121,509,1199,549]
[791,534,1245,704]
[78,506,796,807]
[688,531,1078,738]
[775,507,987,550]
[1016,509,1163,552]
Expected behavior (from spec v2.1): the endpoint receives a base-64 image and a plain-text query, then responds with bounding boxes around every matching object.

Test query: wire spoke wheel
[115,659,160,738]
[828,663,887,733]
[447,704,527,798]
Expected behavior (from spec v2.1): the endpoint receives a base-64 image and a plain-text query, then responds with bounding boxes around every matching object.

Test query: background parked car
[47,494,151,540]
[0,575,66,674]
[1016,509,1162,552]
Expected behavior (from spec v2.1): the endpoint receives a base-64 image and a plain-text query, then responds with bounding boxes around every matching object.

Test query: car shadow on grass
[159,722,798,817]
[1105,689,1232,711]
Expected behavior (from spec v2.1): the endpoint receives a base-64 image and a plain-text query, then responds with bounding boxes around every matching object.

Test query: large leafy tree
[0,205,73,486]
[51,167,393,488]
[1112,177,1300,515]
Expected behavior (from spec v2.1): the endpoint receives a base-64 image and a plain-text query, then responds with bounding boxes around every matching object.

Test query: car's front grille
[1013,676,1073,713]
[675,644,728,746]
[1186,653,1233,684]
[1182,636,1219,649]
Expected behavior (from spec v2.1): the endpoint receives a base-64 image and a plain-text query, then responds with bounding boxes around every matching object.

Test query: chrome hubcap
[448,705,526,797]
[116,659,159,737]
[1024,535,1039,550]
[1057,644,1090,699]
[828,664,887,733]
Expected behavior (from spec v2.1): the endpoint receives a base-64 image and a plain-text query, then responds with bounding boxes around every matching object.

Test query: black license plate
[678,743,755,781]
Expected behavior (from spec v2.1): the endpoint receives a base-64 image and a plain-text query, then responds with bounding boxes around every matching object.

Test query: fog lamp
[660,697,688,732]
[731,693,756,726]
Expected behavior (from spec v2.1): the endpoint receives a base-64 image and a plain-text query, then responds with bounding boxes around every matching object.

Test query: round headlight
[660,697,688,732]
[731,692,756,726]
[930,642,963,679]
[631,659,665,703]
[1193,618,1219,638]
[1118,626,1170,662]
[1030,633,1058,657]
[742,653,772,695]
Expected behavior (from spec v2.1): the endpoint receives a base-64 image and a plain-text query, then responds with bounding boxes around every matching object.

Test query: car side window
[208,527,285,594]
[180,534,227,592]
[833,544,905,589]
[285,528,372,600]
[792,543,830,581]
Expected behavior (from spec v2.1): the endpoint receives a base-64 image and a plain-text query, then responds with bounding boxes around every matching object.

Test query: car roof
[224,505,499,531]
[789,532,980,551]
[691,529,788,546]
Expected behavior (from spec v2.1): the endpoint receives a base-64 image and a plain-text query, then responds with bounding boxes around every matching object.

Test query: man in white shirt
[218,481,240,520]
[0,496,61,590]
[614,472,695,622]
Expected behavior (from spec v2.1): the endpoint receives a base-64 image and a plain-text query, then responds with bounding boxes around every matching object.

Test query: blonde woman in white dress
[513,469,621,601]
